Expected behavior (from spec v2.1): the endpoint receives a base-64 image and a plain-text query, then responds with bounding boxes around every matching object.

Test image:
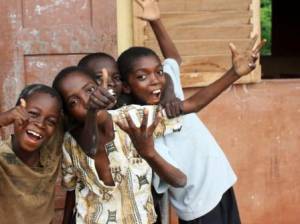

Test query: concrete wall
[182,79,300,224]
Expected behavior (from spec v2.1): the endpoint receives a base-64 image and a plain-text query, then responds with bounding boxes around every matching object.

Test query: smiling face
[14,92,61,152]
[87,58,122,100]
[58,71,98,123]
[124,55,166,105]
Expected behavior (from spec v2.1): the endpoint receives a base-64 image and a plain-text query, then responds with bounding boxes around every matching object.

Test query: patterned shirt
[62,105,182,224]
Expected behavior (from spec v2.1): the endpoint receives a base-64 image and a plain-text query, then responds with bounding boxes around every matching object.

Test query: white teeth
[27,130,42,139]
[152,90,161,94]
[108,89,116,96]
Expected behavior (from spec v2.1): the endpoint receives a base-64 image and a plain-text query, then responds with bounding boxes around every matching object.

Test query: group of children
[0,0,266,223]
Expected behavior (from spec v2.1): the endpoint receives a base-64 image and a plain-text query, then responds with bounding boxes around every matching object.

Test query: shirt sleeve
[61,137,77,191]
[163,58,185,100]
[152,137,182,193]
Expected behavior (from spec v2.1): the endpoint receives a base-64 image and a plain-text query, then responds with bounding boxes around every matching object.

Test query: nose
[107,76,115,88]
[32,117,46,129]
[149,72,160,85]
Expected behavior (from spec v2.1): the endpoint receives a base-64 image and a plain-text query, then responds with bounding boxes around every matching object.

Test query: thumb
[20,98,27,108]
[229,43,238,58]
[101,68,108,89]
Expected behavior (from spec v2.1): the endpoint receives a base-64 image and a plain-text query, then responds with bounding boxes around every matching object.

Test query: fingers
[20,98,26,108]
[253,39,267,55]
[115,119,128,133]
[149,109,161,133]
[101,68,108,89]
[229,43,238,58]
[89,88,116,110]
[125,112,137,130]
[248,34,258,51]
[140,109,149,132]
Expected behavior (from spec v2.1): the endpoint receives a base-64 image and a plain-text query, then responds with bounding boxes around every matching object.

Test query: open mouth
[26,129,43,142]
[152,89,162,99]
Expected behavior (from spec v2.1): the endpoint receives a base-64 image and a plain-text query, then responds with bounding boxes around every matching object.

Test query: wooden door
[0,0,117,111]
[0,0,117,222]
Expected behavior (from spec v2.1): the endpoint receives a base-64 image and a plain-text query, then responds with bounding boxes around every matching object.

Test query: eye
[113,74,121,81]
[86,86,96,94]
[137,74,147,81]
[46,118,57,127]
[157,69,164,76]
[28,111,39,118]
[68,98,79,108]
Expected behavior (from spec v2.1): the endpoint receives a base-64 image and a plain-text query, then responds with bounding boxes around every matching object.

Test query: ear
[122,82,131,94]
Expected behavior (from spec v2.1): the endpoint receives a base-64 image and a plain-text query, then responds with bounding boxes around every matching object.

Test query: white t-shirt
[153,59,237,221]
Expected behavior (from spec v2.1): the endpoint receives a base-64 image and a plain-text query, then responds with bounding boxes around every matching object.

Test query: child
[52,66,187,223]
[0,84,63,224]
[117,1,266,223]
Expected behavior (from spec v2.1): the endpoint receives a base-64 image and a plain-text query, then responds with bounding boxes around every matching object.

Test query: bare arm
[75,69,115,186]
[136,0,182,64]
[116,109,186,187]
[181,37,267,114]
[62,190,75,224]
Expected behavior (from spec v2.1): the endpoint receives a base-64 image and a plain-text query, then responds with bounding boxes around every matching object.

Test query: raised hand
[116,109,161,159]
[88,68,116,111]
[0,98,29,128]
[135,0,160,21]
[229,35,267,77]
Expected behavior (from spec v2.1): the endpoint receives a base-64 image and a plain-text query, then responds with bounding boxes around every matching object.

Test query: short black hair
[78,52,115,68]
[16,84,62,110]
[117,47,160,82]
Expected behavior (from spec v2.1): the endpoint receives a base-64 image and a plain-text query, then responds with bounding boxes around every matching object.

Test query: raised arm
[136,0,182,65]
[181,36,267,114]
[116,109,186,188]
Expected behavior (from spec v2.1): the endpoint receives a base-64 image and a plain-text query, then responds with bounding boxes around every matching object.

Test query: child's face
[87,58,122,99]
[59,72,97,122]
[125,55,166,105]
[14,92,60,152]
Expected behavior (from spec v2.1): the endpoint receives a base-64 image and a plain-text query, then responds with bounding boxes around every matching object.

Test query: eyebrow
[133,65,162,73]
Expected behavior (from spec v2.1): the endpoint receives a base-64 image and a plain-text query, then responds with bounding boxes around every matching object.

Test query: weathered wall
[178,79,300,224]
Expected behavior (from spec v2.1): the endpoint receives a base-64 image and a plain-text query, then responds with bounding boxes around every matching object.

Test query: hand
[1,99,29,127]
[229,35,267,77]
[161,98,183,118]
[88,68,116,111]
[116,109,161,159]
[135,0,160,21]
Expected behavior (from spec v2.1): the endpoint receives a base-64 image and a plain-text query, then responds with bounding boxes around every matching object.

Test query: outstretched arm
[136,0,182,65]
[75,69,115,186]
[116,109,187,188]
[181,36,267,114]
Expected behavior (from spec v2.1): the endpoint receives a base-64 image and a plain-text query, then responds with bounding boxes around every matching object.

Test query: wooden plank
[145,39,252,56]
[159,0,251,12]
[181,55,232,72]
[145,25,252,41]
[160,11,251,27]
[181,68,261,88]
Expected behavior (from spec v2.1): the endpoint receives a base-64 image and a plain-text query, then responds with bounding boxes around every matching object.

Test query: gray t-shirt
[153,59,237,221]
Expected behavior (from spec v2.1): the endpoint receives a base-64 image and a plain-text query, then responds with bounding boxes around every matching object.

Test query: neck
[12,135,40,167]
